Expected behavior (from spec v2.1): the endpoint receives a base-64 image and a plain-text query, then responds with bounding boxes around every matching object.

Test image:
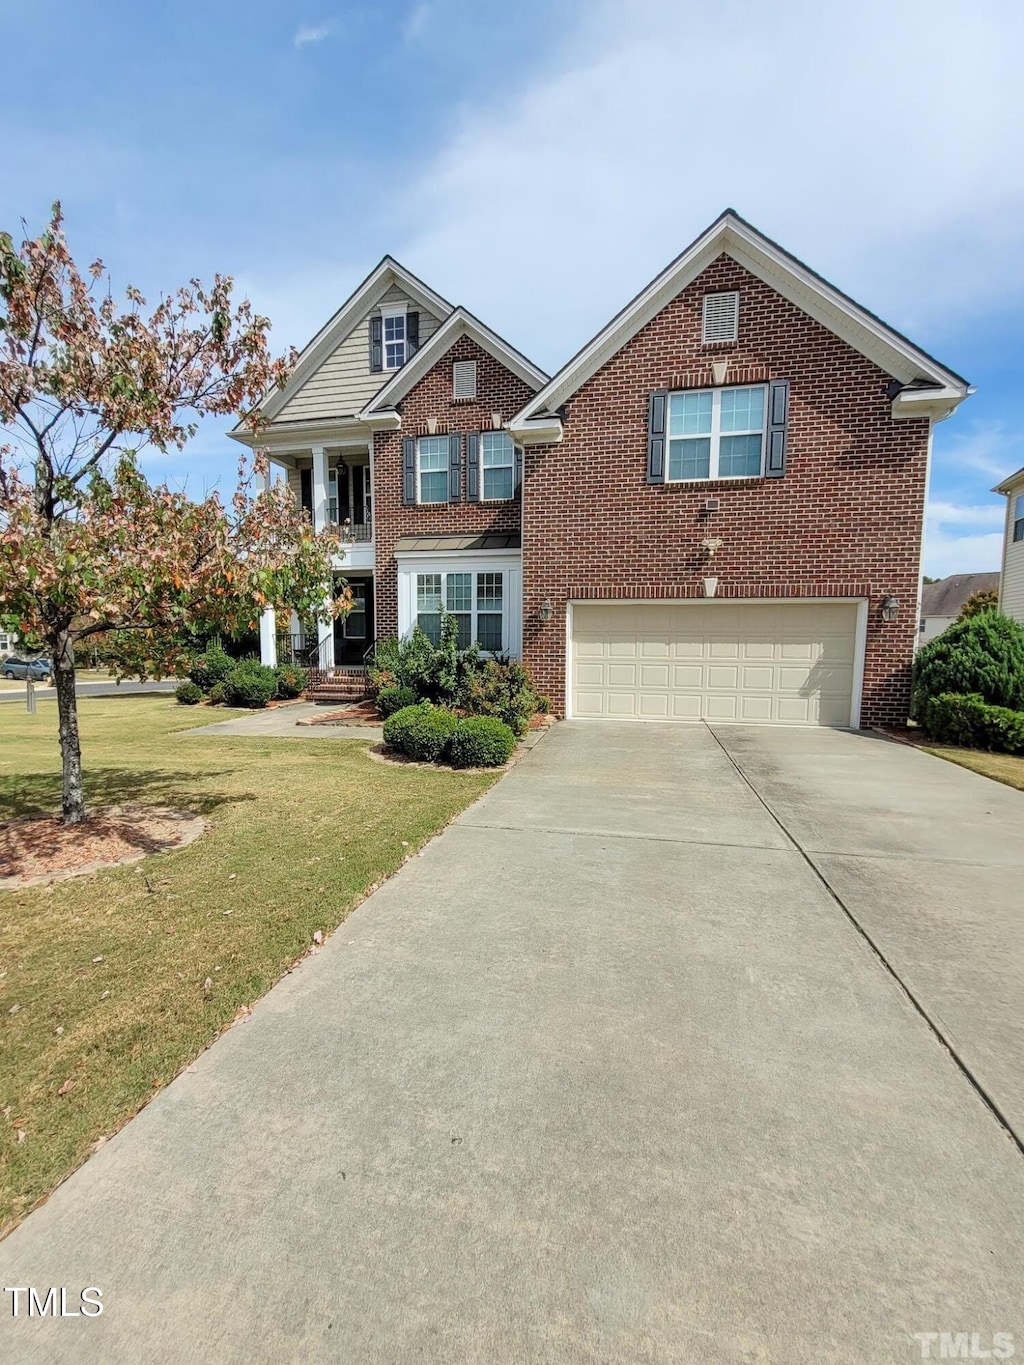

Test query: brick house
[232,212,970,727]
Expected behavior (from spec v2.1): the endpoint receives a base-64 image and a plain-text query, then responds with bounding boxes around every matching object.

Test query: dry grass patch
[920,744,1024,792]
[0,696,496,1233]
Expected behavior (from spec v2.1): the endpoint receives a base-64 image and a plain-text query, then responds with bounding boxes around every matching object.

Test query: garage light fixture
[539,598,553,622]
[881,595,900,622]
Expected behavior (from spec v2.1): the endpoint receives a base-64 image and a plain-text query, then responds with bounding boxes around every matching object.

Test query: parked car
[2,656,53,683]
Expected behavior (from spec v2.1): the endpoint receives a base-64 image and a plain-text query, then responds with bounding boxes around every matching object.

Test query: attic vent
[702,291,739,344]
[453,360,477,399]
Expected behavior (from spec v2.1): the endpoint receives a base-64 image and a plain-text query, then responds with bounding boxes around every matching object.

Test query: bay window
[416,571,505,652]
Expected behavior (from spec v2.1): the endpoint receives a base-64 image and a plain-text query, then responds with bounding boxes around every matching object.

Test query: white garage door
[571,601,861,726]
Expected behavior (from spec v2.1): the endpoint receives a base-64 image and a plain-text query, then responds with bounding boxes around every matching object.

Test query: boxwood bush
[188,644,235,693]
[447,716,516,768]
[376,684,416,719]
[175,680,203,706]
[222,661,279,709]
[383,703,460,762]
[920,692,1024,754]
[207,682,227,705]
[913,611,1024,713]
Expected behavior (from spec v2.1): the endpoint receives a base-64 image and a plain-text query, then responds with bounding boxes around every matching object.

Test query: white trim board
[395,550,523,659]
[511,210,970,442]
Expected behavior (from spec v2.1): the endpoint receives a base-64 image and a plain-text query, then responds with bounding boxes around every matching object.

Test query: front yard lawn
[921,744,1024,792]
[0,697,497,1233]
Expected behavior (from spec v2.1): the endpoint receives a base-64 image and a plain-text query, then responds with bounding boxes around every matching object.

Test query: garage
[570,600,864,726]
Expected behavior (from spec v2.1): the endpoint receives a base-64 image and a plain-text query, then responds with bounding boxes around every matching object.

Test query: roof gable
[251,257,453,426]
[360,306,548,418]
[921,573,1000,617]
[510,210,970,441]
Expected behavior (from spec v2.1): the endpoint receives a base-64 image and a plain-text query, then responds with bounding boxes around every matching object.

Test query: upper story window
[453,360,477,399]
[382,307,407,369]
[416,436,449,503]
[702,291,739,344]
[1014,494,1024,543]
[667,385,766,481]
[481,431,514,499]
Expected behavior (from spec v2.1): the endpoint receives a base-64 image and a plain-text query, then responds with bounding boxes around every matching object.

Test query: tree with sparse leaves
[0,204,344,824]
[957,588,999,620]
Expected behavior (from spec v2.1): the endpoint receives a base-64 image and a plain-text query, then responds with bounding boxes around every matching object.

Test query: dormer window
[702,291,739,344]
[382,306,407,370]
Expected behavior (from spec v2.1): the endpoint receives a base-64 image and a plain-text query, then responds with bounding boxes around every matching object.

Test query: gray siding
[276,285,443,421]
[1001,482,1024,625]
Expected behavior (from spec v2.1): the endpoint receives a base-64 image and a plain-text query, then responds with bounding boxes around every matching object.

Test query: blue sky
[3,0,1023,576]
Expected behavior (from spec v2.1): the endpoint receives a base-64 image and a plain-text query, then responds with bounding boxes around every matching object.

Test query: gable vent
[453,359,477,399]
[702,291,739,344]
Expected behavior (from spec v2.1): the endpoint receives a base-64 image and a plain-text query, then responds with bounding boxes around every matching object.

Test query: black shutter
[466,432,480,502]
[448,432,462,502]
[765,379,790,478]
[369,315,383,373]
[402,436,417,504]
[406,311,419,359]
[300,467,313,517]
[514,443,524,496]
[647,390,667,483]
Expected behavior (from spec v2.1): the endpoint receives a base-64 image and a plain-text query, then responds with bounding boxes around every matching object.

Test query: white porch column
[312,445,329,532]
[256,461,277,667]
[317,599,335,669]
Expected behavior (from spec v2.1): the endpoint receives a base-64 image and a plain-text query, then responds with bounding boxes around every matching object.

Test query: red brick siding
[373,334,537,638]
[521,255,930,727]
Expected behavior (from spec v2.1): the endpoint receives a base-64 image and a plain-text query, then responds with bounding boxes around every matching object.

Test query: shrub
[369,620,480,705]
[175,680,203,706]
[920,692,1024,754]
[913,611,1024,714]
[383,702,459,762]
[207,682,227,705]
[222,661,278,709]
[274,664,308,699]
[459,658,539,736]
[958,589,999,621]
[189,644,235,693]
[376,684,416,719]
[447,716,516,768]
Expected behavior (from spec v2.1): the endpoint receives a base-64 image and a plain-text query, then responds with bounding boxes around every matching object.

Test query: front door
[335,578,374,665]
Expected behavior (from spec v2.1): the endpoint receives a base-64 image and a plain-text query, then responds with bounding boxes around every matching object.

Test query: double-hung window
[416,436,449,503]
[481,431,514,500]
[415,572,504,652]
[382,308,406,369]
[667,385,766,481]
[1014,494,1024,543]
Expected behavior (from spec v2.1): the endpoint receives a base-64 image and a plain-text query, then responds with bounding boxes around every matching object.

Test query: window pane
[667,437,711,480]
[420,471,447,502]
[718,434,763,477]
[416,574,442,613]
[385,342,405,368]
[418,438,449,501]
[417,613,442,645]
[481,431,513,466]
[477,614,502,652]
[482,466,514,500]
[383,315,405,342]
[668,391,712,437]
[451,614,472,649]
[477,573,503,612]
[446,573,472,613]
[418,438,448,469]
[720,386,765,433]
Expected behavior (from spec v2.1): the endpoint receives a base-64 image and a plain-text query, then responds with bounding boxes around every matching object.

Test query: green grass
[0,696,496,1232]
[921,744,1024,792]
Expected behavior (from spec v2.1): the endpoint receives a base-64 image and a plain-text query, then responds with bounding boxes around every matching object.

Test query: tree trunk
[53,631,85,825]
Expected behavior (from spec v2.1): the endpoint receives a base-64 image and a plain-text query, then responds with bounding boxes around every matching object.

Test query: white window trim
[667,384,767,483]
[1013,494,1024,543]
[416,436,449,504]
[480,430,515,502]
[396,551,523,659]
[381,303,408,371]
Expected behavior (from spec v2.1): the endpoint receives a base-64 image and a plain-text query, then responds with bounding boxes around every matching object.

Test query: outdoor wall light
[539,599,554,622]
[881,595,900,622]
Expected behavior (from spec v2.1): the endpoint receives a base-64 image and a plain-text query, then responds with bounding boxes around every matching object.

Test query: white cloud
[934,420,1024,484]
[924,501,1005,577]
[293,22,332,49]
[403,2,431,42]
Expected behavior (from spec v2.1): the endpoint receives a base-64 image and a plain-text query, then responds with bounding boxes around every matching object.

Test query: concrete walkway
[181,701,384,740]
[1,724,1022,1363]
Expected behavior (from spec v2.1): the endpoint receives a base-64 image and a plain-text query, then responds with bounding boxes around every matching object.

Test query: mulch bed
[0,806,206,890]
[297,702,382,727]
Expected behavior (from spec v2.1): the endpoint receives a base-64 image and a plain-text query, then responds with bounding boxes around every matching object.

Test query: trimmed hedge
[447,716,516,768]
[222,661,278,709]
[920,692,1024,755]
[189,644,234,693]
[376,684,416,719]
[913,611,1024,713]
[207,682,227,705]
[383,703,460,763]
[175,680,203,706]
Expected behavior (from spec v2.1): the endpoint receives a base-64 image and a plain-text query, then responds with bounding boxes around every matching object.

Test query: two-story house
[232,211,970,728]
[994,466,1024,626]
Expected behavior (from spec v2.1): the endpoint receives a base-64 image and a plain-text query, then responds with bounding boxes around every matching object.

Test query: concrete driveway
[1,723,1022,1364]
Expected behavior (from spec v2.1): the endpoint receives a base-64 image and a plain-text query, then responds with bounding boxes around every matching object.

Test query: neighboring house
[0,629,14,659]
[994,466,1024,625]
[918,572,1000,645]
[232,210,971,728]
